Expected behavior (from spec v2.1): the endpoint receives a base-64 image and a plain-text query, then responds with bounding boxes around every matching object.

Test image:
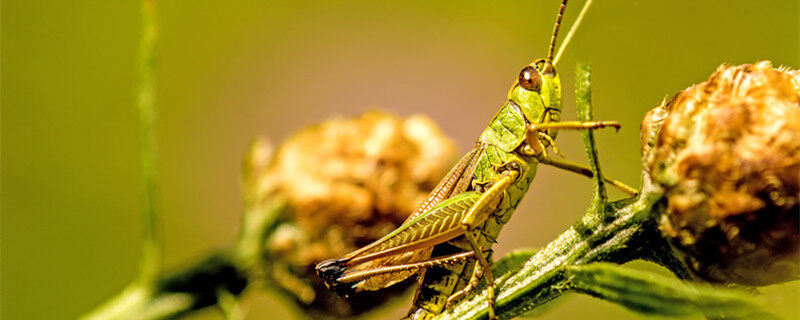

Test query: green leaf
[566,263,775,319]
[574,62,607,207]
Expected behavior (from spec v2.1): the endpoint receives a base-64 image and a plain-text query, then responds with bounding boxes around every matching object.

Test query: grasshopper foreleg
[522,121,638,196]
[536,131,565,157]
[525,120,620,156]
[529,120,621,134]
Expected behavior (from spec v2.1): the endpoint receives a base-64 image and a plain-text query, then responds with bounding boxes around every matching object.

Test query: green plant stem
[80,1,168,318]
[136,0,161,287]
[83,1,164,317]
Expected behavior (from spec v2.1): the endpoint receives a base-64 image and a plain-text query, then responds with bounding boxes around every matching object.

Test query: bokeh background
[2,1,799,319]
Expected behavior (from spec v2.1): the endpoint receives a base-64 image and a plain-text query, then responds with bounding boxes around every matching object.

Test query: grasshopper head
[508,58,562,137]
[504,0,591,140]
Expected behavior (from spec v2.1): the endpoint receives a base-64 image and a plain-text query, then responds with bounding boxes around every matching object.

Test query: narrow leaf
[566,263,774,319]
[575,63,607,207]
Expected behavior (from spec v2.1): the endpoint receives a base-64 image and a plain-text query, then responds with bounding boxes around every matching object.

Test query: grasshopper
[317,1,635,319]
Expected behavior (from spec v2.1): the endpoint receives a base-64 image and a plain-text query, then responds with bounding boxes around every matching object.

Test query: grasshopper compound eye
[518,66,542,92]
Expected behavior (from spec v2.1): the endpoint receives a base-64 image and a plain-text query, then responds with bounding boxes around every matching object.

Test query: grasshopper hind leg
[458,169,520,320]
[463,231,499,320]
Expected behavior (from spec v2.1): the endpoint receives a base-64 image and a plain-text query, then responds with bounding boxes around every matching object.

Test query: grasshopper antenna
[547,0,568,63]
[553,0,593,65]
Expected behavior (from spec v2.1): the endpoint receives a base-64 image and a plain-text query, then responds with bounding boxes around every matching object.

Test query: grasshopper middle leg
[445,264,484,309]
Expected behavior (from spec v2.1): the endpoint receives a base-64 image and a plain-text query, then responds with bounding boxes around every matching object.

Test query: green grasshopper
[317,1,634,319]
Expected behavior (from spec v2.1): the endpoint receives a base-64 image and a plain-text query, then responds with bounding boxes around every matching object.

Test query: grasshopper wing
[317,192,480,294]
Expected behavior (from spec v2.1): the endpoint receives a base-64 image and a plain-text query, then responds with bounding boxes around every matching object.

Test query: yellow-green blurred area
[2,1,798,319]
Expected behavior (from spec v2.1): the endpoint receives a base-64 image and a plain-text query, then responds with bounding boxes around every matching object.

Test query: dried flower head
[643,61,800,286]
[241,110,457,317]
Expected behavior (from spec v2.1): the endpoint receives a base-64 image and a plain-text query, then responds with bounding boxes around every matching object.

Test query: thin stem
[136,0,161,286]
[79,2,164,318]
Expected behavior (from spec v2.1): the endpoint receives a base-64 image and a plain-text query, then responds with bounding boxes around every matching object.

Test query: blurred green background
[2,1,798,319]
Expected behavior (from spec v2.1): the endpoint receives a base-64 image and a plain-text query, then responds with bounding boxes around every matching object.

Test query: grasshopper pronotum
[316,1,635,319]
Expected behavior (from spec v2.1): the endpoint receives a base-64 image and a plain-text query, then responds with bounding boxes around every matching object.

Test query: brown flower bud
[643,61,800,286]
[241,110,457,317]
